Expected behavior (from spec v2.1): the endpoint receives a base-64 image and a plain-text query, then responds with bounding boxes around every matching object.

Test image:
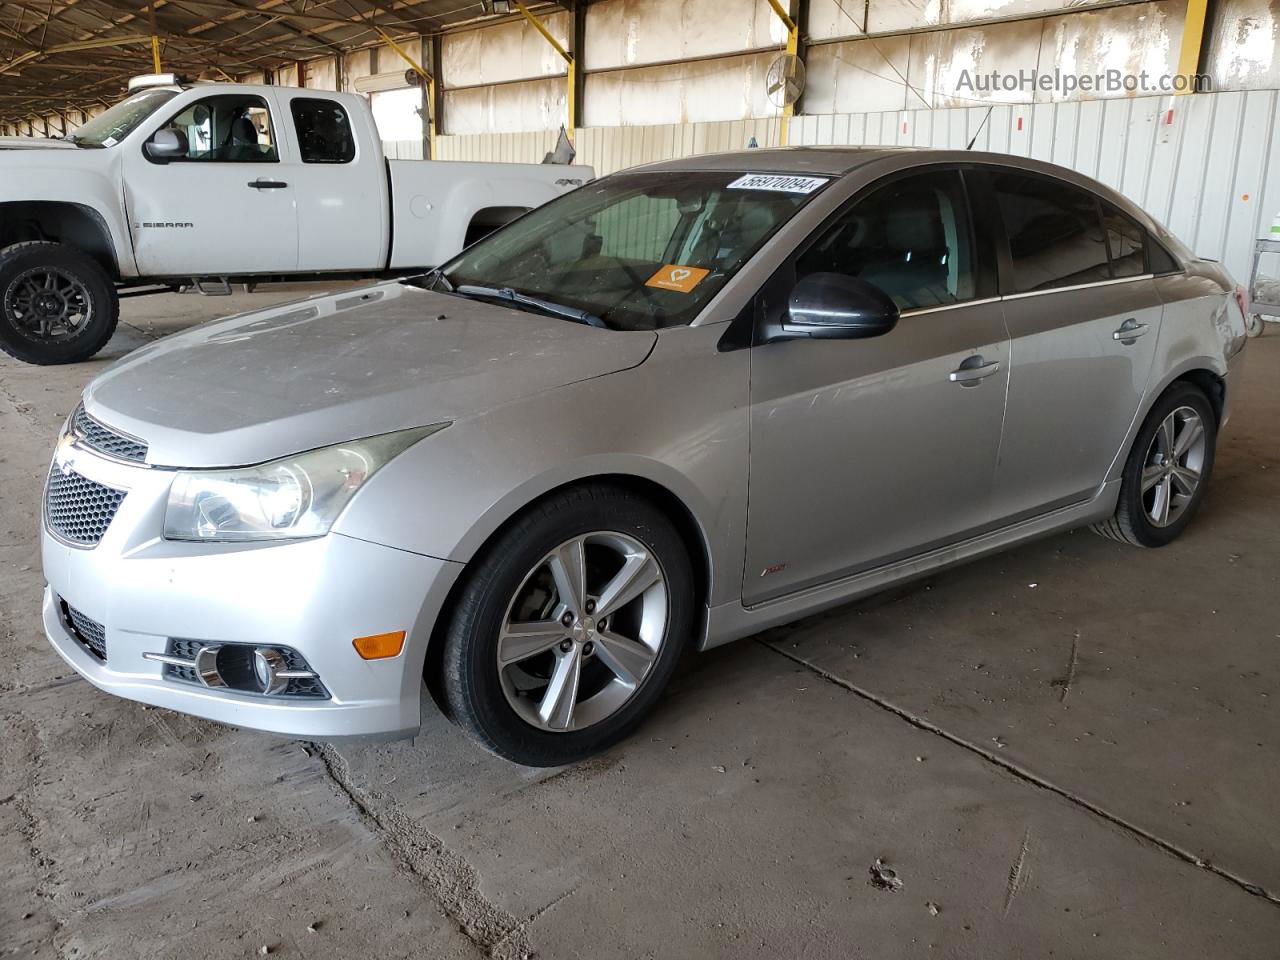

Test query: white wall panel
[443,12,569,88]
[584,0,785,70]
[1208,0,1280,90]
[342,49,374,93]
[443,77,567,135]
[584,51,782,125]
[305,57,339,91]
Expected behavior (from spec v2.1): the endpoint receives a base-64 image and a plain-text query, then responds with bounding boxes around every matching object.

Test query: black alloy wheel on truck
[0,241,119,365]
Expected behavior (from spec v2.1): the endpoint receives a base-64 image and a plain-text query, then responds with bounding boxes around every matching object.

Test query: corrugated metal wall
[435,89,1279,284]
[787,89,1280,283]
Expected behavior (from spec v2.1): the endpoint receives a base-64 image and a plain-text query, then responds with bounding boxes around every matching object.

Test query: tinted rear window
[290,98,355,163]
[992,172,1110,293]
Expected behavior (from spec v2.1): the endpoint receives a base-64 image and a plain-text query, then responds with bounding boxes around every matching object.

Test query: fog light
[253,647,289,695]
[150,642,323,697]
[352,630,406,660]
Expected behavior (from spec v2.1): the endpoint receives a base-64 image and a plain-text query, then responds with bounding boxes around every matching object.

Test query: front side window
[797,169,978,310]
[154,95,277,162]
[992,172,1110,292]
[291,99,356,163]
[70,89,178,147]
[439,171,828,330]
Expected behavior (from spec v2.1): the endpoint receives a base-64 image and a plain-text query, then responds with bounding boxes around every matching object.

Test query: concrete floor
[2,284,1278,959]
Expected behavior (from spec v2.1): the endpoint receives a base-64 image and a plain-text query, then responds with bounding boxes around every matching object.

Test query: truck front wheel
[0,241,119,365]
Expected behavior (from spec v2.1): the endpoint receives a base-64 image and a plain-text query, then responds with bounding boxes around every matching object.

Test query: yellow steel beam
[764,0,797,33]
[149,1,162,72]
[513,0,575,131]
[0,34,152,75]
[765,0,799,145]
[374,27,436,155]
[1174,0,1208,95]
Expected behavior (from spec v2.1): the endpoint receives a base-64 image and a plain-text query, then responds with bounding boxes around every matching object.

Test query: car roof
[634,146,922,176]
[628,146,1104,187]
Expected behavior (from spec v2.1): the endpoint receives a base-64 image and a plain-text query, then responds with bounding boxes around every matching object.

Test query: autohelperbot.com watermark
[956,68,1212,96]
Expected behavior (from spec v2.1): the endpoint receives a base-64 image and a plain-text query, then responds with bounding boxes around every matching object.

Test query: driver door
[123,91,298,276]
[744,168,1010,605]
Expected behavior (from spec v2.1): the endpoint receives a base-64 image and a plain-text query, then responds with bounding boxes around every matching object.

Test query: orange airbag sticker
[645,264,711,293]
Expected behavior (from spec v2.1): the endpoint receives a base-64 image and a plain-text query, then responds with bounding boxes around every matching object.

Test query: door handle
[949,357,1001,384]
[1113,319,1149,342]
[247,179,288,189]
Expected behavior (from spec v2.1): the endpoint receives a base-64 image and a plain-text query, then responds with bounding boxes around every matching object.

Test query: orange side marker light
[353,631,406,660]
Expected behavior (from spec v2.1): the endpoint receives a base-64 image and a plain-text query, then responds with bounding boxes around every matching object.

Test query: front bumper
[40,444,463,740]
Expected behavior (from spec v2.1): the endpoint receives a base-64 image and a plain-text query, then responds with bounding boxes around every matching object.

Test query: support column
[1175,0,1210,94]
[572,1,586,132]
[431,34,446,145]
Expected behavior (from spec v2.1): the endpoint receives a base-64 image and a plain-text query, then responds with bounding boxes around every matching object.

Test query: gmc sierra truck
[0,76,593,364]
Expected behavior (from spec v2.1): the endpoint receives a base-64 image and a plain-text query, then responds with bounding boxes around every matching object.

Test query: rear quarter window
[290,98,356,164]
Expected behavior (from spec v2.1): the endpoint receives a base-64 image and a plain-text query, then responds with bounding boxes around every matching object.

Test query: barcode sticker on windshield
[727,174,829,194]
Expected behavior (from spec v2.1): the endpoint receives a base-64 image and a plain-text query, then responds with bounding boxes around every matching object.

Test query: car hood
[0,136,79,150]
[83,281,657,468]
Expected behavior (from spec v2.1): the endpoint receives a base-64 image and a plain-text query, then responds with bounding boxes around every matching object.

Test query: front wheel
[0,241,119,365]
[440,486,695,766]
[1092,382,1217,547]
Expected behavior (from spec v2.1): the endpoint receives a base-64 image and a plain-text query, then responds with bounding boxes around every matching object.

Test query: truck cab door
[124,91,298,277]
[271,90,388,272]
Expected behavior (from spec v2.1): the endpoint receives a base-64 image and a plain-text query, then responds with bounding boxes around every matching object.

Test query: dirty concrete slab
[751,337,1280,895]
[331,644,1280,959]
[3,286,1279,959]
[1,681,482,960]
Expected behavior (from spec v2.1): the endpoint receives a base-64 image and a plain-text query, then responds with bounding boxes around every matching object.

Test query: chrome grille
[72,404,148,463]
[45,467,126,546]
[61,600,106,661]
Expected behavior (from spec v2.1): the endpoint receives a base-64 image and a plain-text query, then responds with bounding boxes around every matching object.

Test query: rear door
[981,168,1164,522]
[123,91,298,276]
[744,167,1009,605]
[273,91,388,271]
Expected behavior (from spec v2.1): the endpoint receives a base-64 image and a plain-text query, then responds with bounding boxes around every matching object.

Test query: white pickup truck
[0,77,593,364]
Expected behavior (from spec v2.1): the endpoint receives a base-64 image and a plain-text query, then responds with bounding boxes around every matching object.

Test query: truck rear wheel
[0,241,119,365]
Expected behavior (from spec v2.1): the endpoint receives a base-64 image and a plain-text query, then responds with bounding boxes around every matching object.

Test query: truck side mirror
[762,272,900,342]
[145,128,188,162]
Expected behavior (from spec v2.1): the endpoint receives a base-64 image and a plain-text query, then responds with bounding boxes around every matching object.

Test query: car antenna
[966,106,994,150]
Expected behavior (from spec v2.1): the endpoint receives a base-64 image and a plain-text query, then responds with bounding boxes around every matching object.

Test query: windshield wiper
[454,284,608,329]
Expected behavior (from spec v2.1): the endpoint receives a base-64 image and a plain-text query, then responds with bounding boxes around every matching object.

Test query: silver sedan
[41,148,1248,765]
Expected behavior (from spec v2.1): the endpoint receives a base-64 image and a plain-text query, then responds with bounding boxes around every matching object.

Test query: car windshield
[438,170,831,331]
[69,89,179,147]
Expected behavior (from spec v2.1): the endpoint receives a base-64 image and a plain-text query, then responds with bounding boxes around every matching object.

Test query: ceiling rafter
[0,0,570,127]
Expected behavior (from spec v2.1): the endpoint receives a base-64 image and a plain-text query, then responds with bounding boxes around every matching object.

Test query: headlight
[163,423,448,542]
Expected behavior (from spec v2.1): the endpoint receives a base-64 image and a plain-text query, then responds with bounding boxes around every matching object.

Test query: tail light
[1234,286,1250,318]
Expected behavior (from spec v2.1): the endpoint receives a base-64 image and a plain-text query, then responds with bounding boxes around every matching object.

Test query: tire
[1091,382,1217,547]
[0,241,119,365]
[440,485,696,766]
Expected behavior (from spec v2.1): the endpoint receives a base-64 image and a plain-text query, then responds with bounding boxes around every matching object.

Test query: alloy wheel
[4,266,93,341]
[497,531,668,732]
[1141,405,1207,528]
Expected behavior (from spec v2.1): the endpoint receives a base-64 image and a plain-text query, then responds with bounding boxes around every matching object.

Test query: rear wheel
[440,485,695,766]
[1092,382,1216,547]
[0,241,119,365]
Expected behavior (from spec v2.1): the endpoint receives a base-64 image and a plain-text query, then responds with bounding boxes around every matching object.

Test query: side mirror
[145,128,187,162]
[769,272,899,341]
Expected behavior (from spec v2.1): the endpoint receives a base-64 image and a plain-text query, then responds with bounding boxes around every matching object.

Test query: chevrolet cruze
[41,148,1248,765]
